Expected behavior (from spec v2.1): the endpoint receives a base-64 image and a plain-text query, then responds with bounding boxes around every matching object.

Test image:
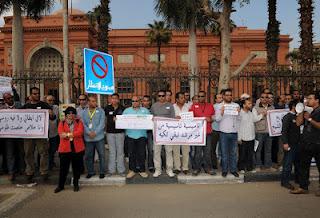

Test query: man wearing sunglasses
[189,91,215,176]
[123,96,150,179]
[21,87,51,184]
[76,94,88,120]
[151,90,175,178]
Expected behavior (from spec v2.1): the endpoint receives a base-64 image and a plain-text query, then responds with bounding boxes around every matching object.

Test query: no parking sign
[83,48,115,95]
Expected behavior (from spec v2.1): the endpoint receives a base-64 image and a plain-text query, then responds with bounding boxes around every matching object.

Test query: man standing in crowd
[142,95,154,173]
[215,89,240,177]
[166,90,173,103]
[124,96,150,179]
[292,90,302,102]
[254,92,275,171]
[21,87,51,183]
[190,91,215,176]
[83,95,106,179]
[291,92,320,196]
[0,92,23,181]
[275,94,286,109]
[285,94,293,109]
[280,100,301,190]
[173,92,190,175]
[48,107,59,171]
[46,95,59,117]
[184,91,192,108]
[238,98,263,174]
[105,93,126,176]
[212,93,223,169]
[76,94,88,120]
[151,90,175,178]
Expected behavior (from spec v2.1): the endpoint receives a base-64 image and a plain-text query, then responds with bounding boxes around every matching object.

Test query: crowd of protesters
[0,85,319,197]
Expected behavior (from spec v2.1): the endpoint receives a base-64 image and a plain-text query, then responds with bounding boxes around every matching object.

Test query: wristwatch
[308,118,312,122]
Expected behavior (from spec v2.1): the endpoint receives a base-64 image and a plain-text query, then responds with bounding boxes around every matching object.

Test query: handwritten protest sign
[223,104,240,116]
[180,112,194,120]
[0,76,12,98]
[267,109,289,137]
[0,109,49,138]
[116,115,153,130]
[153,117,206,146]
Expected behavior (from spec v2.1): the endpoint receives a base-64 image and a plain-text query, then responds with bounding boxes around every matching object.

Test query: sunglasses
[132,100,139,102]
[199,95,205,98]
[158,95,165,97]
[32,93,40,95]
[79,99,86,101]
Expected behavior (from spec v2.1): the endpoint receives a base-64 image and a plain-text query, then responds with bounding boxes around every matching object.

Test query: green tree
[87,0,111,53]
[146,20,172,92]
[155,0,212,96]
[0,0,54,77]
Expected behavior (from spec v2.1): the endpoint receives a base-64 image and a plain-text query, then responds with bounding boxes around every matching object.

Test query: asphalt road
[8,182,320,218]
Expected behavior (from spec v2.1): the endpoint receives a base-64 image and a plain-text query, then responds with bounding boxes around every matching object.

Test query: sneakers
[239,170,245,174]
[173,169,181,174]
[222,172,228,177]
[139,172,149,178]
[167,170,175,178]
[153,170,161,178]
[290,188,309,194]
[192,170,200,176]
[99,174,105,179]
[126,171,136,179]
[86,174,95,179]
[183,170,189,175]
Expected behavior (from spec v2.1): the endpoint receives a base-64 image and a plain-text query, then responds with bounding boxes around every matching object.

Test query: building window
[117,78,134,93]
[250,51,267,59]
[180,77,190,93]
[180,54,189,63]
[149,54,165,63]
[118,55,133,64]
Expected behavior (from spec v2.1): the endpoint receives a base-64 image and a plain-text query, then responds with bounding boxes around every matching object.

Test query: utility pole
[62,0,71,103]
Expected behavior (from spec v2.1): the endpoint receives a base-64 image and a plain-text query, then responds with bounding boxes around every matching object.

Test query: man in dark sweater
[21,87,51,184]
[280,100,301,190]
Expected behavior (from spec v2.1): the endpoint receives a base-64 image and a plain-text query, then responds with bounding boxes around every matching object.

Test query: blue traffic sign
[83,48,115,95]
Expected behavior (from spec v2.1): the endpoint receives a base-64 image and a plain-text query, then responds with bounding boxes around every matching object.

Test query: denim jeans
[85,139,106,175]
[193,134,212,171]
[281,144,299,185]
[219,132,238,173]
[255,133,272,168]
[107,133,125,174]
[146,131,154,170]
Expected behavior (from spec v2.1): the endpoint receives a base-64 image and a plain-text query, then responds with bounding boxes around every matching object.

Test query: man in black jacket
[280,100,301,190]
[291,92,320,196]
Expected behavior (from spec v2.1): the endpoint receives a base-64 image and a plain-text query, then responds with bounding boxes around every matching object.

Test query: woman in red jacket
[54,107,85,193]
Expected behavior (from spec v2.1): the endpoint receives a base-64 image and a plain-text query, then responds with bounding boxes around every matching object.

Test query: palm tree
[0,0,54,77]
[146,20,172,92]
[155,0,212,97]
[147,21,172,74]
[266,0,280,94]
[298,0,314,93]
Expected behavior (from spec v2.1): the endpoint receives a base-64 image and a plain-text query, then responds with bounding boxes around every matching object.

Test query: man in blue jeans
[82,95,106,179]
[280,100,301,190]
[215,89,240,178]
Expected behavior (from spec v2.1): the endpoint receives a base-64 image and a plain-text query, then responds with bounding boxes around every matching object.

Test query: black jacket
[281,112,300,146]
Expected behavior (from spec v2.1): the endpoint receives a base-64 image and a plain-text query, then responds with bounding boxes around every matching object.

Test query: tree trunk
[97,0,110,53]
[12,1,25,99]
[299,0,314,93]
[218,0,232,92]
[266,0,280,95]
[188,20,199,98]
[62,0,71,104]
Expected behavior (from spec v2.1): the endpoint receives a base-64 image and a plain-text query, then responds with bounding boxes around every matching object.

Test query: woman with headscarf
[54,107,85,193]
